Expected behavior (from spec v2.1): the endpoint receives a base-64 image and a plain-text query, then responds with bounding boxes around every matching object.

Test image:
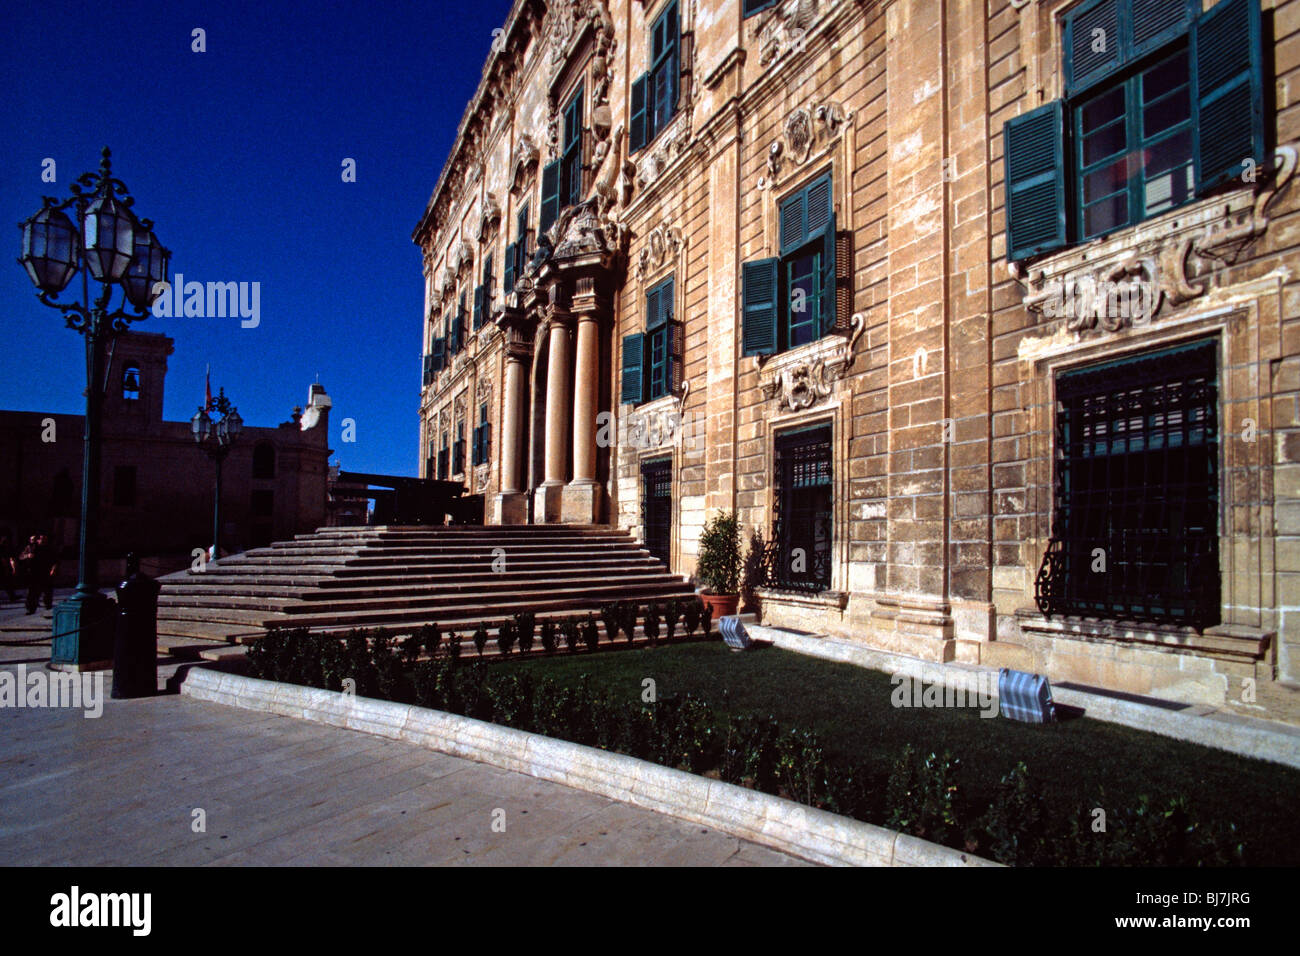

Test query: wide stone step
[159,575,693,616]
[159,563,676,598]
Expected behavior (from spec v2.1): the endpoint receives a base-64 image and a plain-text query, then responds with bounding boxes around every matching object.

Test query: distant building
[326,463,371,526]
[0,331,333,580]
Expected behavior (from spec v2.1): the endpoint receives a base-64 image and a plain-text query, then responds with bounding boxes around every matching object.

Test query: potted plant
[741,527,766,615]
[696,510,742,617]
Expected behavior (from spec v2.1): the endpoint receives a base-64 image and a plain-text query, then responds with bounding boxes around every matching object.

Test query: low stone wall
[179,666,996,868]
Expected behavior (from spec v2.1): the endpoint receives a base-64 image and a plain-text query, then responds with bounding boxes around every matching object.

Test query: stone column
[491,343,529,524]
[563,310,602,523]
[534,316,571,522]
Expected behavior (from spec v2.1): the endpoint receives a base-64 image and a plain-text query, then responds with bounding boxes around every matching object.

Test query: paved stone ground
[0,660,805,866]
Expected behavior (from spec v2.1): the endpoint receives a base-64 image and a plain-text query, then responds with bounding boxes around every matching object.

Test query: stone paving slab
[0,666,807,867]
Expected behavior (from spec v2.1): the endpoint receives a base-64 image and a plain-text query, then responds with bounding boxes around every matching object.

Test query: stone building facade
[415,0,1300,709]
[0,331,334,580]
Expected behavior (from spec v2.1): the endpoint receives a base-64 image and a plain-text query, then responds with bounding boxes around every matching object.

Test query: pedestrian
[0,530,17,602]
[21,534,56,615]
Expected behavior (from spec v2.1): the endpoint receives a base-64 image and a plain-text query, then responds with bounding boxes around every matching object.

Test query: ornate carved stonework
[635,220,683,280]
[636,113,693,190]
[477,194,501,242]
[476,369,494,407]
[757,0,819,66]
[454,241,475,276]
[509,136,539,195]
[758,312,865,411]
[1010,145,1297,333]
[758,100,849,188]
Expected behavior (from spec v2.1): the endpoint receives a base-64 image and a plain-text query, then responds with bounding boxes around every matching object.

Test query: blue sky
[0,0,513,476]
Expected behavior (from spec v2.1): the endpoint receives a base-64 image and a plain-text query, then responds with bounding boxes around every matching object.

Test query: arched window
[122,365,141,401]
[253,442,275,479]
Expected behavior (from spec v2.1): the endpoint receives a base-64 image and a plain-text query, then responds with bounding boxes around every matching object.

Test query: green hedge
[243,626,1245,867]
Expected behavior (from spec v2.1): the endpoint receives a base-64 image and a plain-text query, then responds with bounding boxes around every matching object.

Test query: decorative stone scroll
[757,0,819,66]
[758,313,865,411]
[1010,145,1297,332]
[477,194,502,243]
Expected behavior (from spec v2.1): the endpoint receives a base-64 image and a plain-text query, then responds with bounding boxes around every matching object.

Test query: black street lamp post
[191,390,242,562]
[17,147,169,668]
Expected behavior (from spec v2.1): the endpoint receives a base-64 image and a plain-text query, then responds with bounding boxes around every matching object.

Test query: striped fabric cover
[997,668,1056,723]
[719,616,752,650]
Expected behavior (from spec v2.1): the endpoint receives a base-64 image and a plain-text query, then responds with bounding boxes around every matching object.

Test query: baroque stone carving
[758,99,849,188]
[1011,145,1298,332]
[477,193,502,242]
[758,0,819,66]
[509,136,539,195]
[635,220,683,280]
[636,115,693,191]
[758,312,864,411]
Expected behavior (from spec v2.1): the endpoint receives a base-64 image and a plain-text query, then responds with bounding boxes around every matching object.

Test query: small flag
[205,365,213,411]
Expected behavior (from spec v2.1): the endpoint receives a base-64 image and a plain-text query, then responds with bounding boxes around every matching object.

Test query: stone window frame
[1019,299,1275,647]
[756,401,851,605]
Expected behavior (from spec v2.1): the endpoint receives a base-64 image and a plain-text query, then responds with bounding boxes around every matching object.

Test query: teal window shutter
[472,284,484,330]
[431,335,446,372]
[1192,0,1263,194]
[540,159,561,235]
[503,240,517,294]
[819,211,836,337]
[1131,0,1195,61]
[630,73,649,152]
[1064,0,1124,96]
[562,86,584,208]
[742,257,779,356]
[1004,100,1068,261]
[621,332,645,404]
[668,319,684,395]
[743,0,776,16]
[780,189,806,254]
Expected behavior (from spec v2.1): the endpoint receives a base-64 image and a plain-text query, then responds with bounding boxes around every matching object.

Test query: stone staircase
[156,525,695,644]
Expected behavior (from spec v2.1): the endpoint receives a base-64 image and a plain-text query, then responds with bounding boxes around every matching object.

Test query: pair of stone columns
[496,310,601,523]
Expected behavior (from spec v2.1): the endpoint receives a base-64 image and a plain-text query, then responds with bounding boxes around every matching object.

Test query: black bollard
[113,553,161,699]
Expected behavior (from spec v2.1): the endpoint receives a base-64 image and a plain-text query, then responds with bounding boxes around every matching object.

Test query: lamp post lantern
[192,389,243,562]
[17,147,170,668]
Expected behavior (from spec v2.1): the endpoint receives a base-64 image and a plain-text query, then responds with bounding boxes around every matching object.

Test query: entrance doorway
[641,456,672,566]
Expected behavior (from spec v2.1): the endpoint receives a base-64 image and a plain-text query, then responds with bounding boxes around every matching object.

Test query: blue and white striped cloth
[719,616,752,650]
[997,667,1056,723]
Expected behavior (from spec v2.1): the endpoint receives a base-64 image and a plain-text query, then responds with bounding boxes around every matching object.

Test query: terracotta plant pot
[700,592,739,618]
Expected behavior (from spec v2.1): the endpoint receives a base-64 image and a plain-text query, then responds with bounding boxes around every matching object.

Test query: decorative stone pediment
[758,313,865,411]
[454,241,475,276]
[1009,145,1297,334]
[759,100,849,187]
[477,194,502,242]
[635,221,683,280]
[509,136,539,195]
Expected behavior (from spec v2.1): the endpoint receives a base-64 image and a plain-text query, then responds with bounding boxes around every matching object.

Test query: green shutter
[1064,0,1124,95]
[621,332,645,404]
[630,73,649,151]
[503,240,517,294]
[647,277,673,331]
[540,159,561,235]
[819,211,836,337]
[472,284,484,329]
[742,257,779,357]
[1131,0,1194,60]
[431,336,446,371]
[743,0,776,15]
[1193,0,1264,194]
[779,189,806,254]
[1003,99,1068,261]
[668,320,684,394]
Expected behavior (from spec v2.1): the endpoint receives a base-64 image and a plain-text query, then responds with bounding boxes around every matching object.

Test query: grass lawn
[505,641,1300,865]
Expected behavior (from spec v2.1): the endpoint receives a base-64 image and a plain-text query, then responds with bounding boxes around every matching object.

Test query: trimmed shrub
[664,597,681,642]
[419,623,442,660]
[643,601,661,646]
[885,746,960,845]
[583,614,600,653]
[682,597,701,639]
[472,622,489,658]
[599,603,619,644]
[496,620,516,657]
[540,619,557,654]
[515,611,536,654]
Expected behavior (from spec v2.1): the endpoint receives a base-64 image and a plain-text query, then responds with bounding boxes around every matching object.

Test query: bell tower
[104,331,173,431]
